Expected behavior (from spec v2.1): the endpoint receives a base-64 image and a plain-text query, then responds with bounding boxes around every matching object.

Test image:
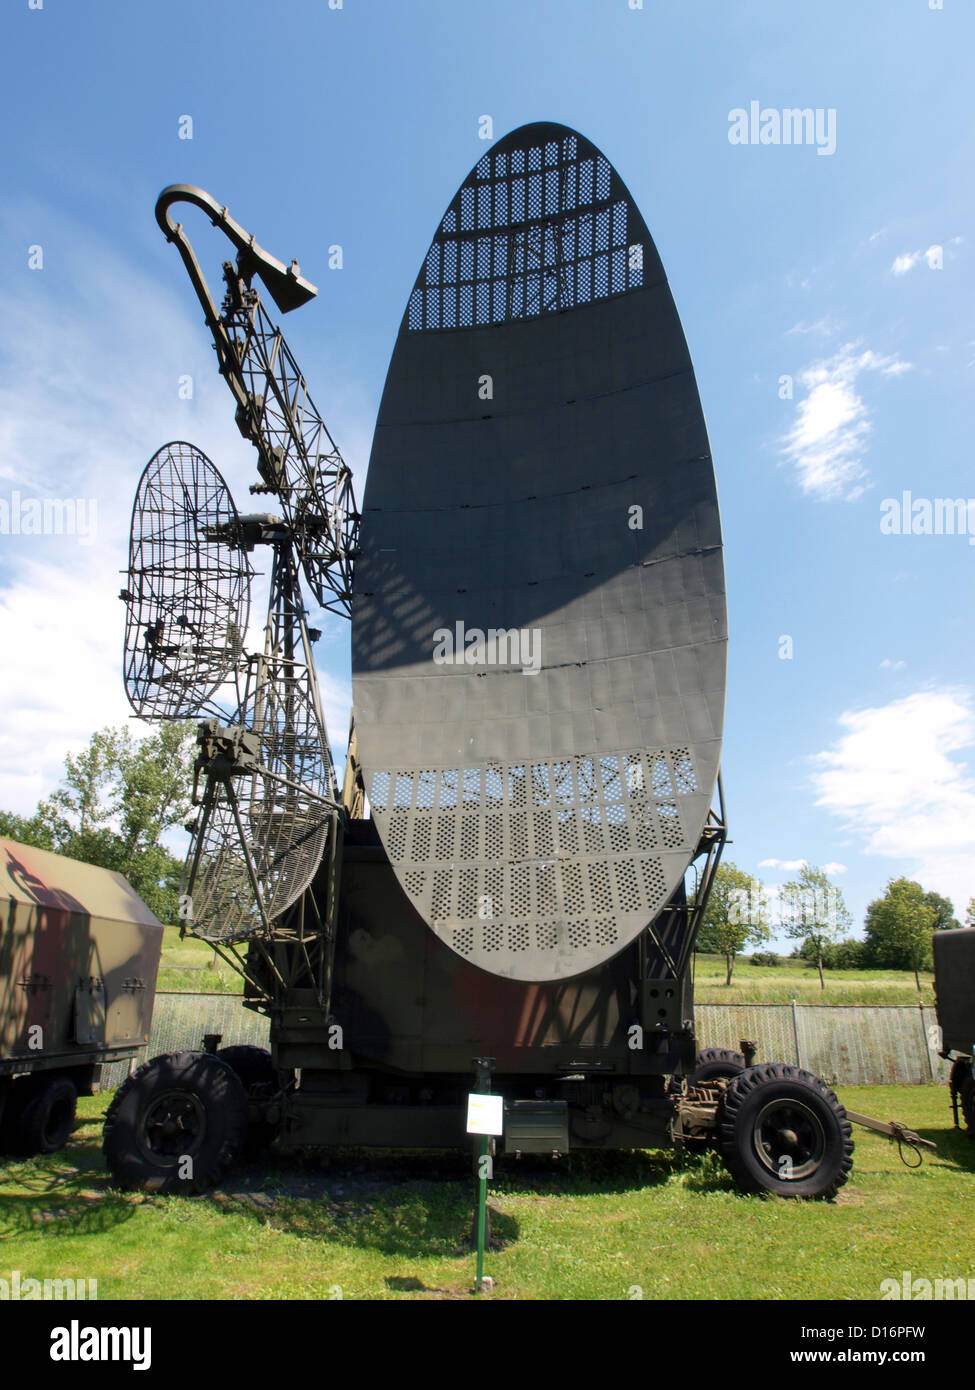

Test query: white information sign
[466,1092,504,1136]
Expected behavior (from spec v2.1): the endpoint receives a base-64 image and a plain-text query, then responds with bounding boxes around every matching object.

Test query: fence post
[791,998,802,1068]
[919,1001,935,1082]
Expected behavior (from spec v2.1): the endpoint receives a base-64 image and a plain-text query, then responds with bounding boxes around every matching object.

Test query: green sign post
[475,1131,489,1291]
[468,1057,500,1295]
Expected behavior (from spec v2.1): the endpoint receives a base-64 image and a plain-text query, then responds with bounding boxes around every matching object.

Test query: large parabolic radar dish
[352,123,726,982]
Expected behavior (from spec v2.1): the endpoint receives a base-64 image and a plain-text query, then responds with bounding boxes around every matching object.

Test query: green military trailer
[933,927,975,1134]
[0,836,164,1155]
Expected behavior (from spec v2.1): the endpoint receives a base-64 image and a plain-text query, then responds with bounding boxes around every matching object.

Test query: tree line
[1,722,195,923]
[697,860,974,989]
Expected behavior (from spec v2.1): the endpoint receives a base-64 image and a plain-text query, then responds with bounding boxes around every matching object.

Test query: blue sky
[1,0,972,949]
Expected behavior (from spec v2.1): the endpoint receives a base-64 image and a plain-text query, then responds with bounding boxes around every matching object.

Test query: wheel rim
[138,1089,206,1166]
[752,1098,826,1181]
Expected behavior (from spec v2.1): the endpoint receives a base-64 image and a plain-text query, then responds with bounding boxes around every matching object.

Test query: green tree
[696,860,771,985]
[780,863,852,989]
[864,878,938,989]
[0,808,58,851]
[923,890,960,933]
[832,937,867,970]
[966,898,975,928]
[795,935,866,970]
[0,722,195,922]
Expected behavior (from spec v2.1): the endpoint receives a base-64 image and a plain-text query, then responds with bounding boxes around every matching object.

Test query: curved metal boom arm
[156,184,317,315]
[154,184,359,617]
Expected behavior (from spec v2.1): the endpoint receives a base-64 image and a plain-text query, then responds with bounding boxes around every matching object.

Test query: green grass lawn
[1,1085,971,1300]
[155,927,241,994]
[693,955,935,1006]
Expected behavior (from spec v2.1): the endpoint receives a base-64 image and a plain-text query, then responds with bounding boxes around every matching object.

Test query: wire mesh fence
[99,993,269,1090]
[99,995,948,1091]
[697,1003,947,1086]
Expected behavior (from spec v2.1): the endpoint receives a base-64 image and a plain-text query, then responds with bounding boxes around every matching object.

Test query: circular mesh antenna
[123,442,251,720]
[186,659,336,942]
[352,123,727,982]
[187,780,331,942]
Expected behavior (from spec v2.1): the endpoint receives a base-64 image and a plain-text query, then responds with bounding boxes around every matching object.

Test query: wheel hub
[139,1089,206,1165]
[752,1098,826,1181]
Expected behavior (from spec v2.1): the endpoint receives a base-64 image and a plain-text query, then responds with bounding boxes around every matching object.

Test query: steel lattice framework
[119,186,356,947]
[122,442,251,721]
[155,185,359,617]
[183,539,338,942]
[225,291,358,618]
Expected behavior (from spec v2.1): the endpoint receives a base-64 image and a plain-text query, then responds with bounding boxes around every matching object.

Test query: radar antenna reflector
[121,441,251,721]
[352,123,727,982]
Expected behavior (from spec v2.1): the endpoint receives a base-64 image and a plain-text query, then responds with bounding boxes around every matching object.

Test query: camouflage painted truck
[0,837,164,1155]
[933,926,975,1134]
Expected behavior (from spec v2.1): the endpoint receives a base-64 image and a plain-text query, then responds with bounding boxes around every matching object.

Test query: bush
[749,952,781,967]
[792,936,868,970]
[831,938,868,970]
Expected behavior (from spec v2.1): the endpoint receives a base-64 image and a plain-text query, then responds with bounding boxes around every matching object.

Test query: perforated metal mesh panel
[367,746,699,970]
[353,123,726,981]
[408,133,642,330]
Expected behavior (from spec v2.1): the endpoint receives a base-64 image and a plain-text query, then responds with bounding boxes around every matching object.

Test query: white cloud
[0,557,141,815]
[891,244,947,275]
[757,857,846,878]
[779,342,912,501]
[879,658,906,671]
[810,689,975,912]
[786,316,841,338]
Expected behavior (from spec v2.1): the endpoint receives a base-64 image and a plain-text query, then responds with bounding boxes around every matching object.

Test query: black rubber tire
[216,1045,282,1153]
[960,1075,975,1135]
[690,1047,748,1083]
[103,1051,248,1194]
[217,1045,275,1089]
[8,1075,77,1156]
[0,1076,23,1153]
[718,1061,854,1199]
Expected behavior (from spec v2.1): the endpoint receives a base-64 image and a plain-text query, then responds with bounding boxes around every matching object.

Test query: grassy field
[155,927,241,994]
[1,1085,971,1300]
[157,932,936,1008]
[693,955,935,1007]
